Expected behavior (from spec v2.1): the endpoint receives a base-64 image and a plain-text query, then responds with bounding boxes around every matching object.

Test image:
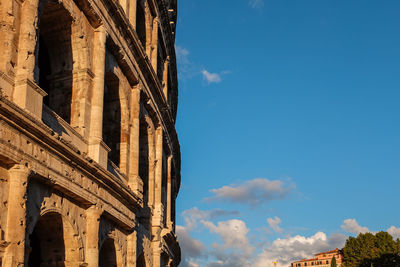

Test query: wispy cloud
[267,216,283,233]
[341,219,369,234]
[205,178,295,206]
[249,0,264,9]
[176,45,190,63]
[177,207,240,267]
[388,226,400,239]
[201,70,222,83]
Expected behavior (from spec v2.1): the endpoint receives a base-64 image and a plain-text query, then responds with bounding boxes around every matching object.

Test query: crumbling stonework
[0,0,181,266]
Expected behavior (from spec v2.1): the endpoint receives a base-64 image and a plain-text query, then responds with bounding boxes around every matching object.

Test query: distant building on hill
[291,248,343,267]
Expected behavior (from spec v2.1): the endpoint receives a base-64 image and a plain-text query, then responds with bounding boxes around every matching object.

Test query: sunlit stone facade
[291,249,343,267]
[0,0,180,266]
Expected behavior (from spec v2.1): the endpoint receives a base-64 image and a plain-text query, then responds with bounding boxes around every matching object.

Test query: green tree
[331,256,337,267]
[342,231,400,267]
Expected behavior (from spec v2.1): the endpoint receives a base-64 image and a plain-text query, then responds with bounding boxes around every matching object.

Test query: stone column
[85,206,102,267]
[154,126,163,213]
[119,0,128,14]
[151,18,159,71]
[166,156,173,230]
[128,0,137,29]
[126,230,137,267]
[88,26,110,168]
[0,0,16,75]
[70,22,95,137]
[145,2,153,56]
[152,248,161,267]
[15,0,38,82]
[3,164,30,267]
[147,123,156,208]
[128,85,142,194]
[13,0,47,119]
[152,126,163,244]
[162,57,170,100]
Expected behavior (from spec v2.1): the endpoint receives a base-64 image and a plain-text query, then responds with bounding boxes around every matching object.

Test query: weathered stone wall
[0,0,181,266]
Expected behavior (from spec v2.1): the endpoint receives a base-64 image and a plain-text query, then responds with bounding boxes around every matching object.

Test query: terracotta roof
[315,248,339,255]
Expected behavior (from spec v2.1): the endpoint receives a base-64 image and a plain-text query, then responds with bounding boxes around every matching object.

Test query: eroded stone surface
[0,0,181,266]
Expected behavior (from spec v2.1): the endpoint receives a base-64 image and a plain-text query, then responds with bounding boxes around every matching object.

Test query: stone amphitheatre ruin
[0,0,181,266]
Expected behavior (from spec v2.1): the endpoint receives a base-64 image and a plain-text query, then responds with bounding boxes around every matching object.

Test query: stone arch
[36,0,74,123]
[137,252,146,267]
[27,210,83,267]
[98,237,124,267]
[23,0,93,129]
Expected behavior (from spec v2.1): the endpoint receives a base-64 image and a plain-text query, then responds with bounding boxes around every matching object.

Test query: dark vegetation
[342,231,400,267]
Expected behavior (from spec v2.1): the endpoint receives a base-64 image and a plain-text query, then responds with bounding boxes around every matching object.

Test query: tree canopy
[342,231,400,267]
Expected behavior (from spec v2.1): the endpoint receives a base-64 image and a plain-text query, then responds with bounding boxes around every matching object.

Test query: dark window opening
[103,72,121,167]
[28,213,65,267]
[99,238,117,267]
[136,2,146,47]
[36,1,73,123]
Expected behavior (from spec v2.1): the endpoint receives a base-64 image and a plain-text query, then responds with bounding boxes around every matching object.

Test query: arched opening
[28,212,65,266]
[99,238,117,267]
[103,72,122,167]
[161,252,170,267]
[27,212,81,267]
[36,1,73,123]
[139,119,149,206]
[137,252,146,267]
[136,0,146,47]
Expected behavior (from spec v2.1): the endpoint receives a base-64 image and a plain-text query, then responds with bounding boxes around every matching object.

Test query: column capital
[85,205,103,219]
[153,17,160,25]
[9,164,30,176]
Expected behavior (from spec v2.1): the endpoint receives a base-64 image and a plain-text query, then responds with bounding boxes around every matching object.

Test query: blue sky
[173,1,400,266]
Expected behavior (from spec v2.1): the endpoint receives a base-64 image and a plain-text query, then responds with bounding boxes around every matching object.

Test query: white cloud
[201,70,222,83]
[181,207,239,231]
[267,216,283,233]
[205,178,294,206]
[176,225,205,259]
[341,219,369,234]
[201,219,254,255]
[249,0,264,9]
[177,207,240,267]
[253,232,347,267]
[202,219,255,267]
[387,226,400,240]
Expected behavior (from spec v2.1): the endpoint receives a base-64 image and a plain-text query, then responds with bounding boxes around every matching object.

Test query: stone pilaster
[0,0,17,76]
[128,86,143,195]
[152,248,161,267]
[128,0,137,29]
[145,2,153,56]
[3,164,30,267]
[162,57,170,100]
[154,126,163,223]
[126,230,137,267]
[15,0,38,82]
[151,126,164,264]
[151,18,159,71]
[166,156,173,230]
[85,206,102,267]
[88,25,110,168]
[13,0,48,119]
